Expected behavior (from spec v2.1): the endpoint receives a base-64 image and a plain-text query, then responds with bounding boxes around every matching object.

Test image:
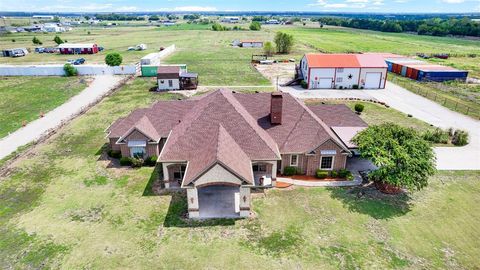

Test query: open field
[0,76,88,138]
[0,26,275,85]
[279,26,480,77]
[0,78,479,269]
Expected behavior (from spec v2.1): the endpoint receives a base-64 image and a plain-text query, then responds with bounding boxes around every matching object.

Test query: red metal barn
[58,43,99,54]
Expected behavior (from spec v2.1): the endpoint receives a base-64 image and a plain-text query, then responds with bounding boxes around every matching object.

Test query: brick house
[106,89,367,219]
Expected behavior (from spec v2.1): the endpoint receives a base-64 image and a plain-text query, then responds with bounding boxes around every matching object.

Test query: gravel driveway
[0,75,125,160]
[281,81,480,170]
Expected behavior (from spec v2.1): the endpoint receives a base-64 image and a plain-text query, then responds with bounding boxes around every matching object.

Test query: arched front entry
[197,185,240,219]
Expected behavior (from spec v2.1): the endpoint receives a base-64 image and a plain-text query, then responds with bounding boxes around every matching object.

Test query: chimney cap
[271,92,283,97]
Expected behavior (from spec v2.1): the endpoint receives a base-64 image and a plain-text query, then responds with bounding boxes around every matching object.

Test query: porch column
[162,162,170,189]
[239,187,251,218]
[187,188,199,218]
[271,161,277,180]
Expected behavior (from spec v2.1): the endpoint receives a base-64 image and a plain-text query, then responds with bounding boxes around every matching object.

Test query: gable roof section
[181,124,254,186]
[305,53,360,68]
[305,53,387,68]
[118,115,160,143]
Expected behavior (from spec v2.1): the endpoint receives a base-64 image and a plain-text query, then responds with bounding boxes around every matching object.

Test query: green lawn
[0,76,88,138]
[0,78,478,269]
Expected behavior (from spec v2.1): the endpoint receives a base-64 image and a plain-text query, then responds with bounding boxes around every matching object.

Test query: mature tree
[105,52,123,66]
[249,21,261,31]
[352,123,436,191]
[264,41,275,57]
[53,35,64,45]
[274,32,294,54]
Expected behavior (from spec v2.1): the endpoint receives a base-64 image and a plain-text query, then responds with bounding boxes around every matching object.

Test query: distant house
[221,17,240,23]
[265,19,280,24]
[106,89,367,219]
[240,40,264,48]
[157,66,198,91]
[2,48,28,57]
[32,15,54,20]
[43,23,65,32]
[58,43,99,54]
[300,53,388,89]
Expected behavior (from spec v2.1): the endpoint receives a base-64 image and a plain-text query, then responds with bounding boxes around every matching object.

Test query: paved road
[282,82,480,170]
[0,75,125,160]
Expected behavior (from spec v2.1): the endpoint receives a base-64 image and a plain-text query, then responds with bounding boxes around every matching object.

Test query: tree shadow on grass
[327,185,413,220]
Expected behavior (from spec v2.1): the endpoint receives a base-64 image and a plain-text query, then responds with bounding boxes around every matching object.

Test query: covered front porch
[252,161,277,188]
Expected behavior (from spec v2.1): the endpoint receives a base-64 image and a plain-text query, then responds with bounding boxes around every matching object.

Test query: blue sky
[1,0,479,13]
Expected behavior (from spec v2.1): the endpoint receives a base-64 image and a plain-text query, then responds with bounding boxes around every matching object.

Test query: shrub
[119,157,132,166]
[422,128,449,144]
[338,169,349,178]
[144,156,158,166]
[131,158,144,168]
[12,39,15,42]
[452,130,469,146]
[300,80,308,89]
[63,63,77,76]
[249,21,261,31]
[283,166,297,176]
[316,170,328,179]
[264,41,275,57]
[32,36,42,45]
[105,52,123,66]
[330,170,338,178]
[352,84,359,89]
[107,150,121,159]
[354,103,364,113]
[53,35,64,45]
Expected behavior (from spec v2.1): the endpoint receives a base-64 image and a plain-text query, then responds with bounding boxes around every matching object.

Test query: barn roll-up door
[364,72,381,89]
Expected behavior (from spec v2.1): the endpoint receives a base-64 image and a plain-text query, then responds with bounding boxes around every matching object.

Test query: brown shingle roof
[157,66,180,79]
[307,104,368,127]
[109,90,367,185]
[118,115,160,142]
[181,124,253,186]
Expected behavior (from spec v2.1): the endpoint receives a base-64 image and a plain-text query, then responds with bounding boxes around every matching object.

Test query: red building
[58,43,99,54]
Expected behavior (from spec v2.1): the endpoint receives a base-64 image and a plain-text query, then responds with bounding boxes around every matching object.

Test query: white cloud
[442,0,465,3]
[173,6,218,11]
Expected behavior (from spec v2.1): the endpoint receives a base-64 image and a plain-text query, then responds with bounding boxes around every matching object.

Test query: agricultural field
[0,78,479,269]
[0,26,275,85]
[0,76,88,138]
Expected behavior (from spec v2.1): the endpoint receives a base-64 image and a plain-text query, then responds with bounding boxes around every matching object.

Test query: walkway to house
[276,173,362,187]
[0,75,126,160]
[281,81,480,170]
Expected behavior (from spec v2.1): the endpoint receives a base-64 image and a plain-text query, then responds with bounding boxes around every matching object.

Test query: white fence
[140,44,176,66]
[0,64,137,76]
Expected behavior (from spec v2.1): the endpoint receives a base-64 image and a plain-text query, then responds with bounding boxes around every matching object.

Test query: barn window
[168,80,173,87]
[336,77,343,83]
[337,68,344,73]
[290,154,299,166]
[320,156,334,170]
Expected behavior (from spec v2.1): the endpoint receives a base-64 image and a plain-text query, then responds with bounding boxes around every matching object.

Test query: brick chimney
[270,92,283,125]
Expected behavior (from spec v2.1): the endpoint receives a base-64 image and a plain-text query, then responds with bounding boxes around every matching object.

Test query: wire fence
[390,77,480,120]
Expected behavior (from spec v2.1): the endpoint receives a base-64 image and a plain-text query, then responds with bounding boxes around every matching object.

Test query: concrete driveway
[198,186,239,219]
[281,81,480,170]
[0,75,125,160]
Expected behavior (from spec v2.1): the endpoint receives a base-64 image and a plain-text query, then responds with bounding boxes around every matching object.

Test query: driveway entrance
[198,185,240,218]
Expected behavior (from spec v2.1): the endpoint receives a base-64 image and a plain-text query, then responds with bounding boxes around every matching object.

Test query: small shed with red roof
[299,53,388,89]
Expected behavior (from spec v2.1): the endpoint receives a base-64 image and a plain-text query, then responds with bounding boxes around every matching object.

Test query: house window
[253,164,267,172]
[290,154,299,166]
[173,165,186,180]
[130,147,146,158]
[336,77,343,83]
[337,68,344,73]
[320,156,334,170]
[168,80,173,87]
